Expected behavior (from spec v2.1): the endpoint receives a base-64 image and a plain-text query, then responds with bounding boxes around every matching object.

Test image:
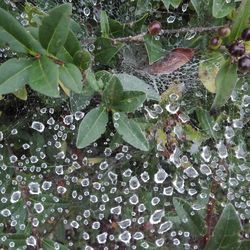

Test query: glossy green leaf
[103,74,124,107]
[239,241,250,250]
[100,10,110,38]
[112,91,146,112]
[59,63,82,93]
[205,203,241,250]
[42,239,70,250]
[115,113,149,151]
[39,4,72,55]
[29,56,59,97]
[229,0,250,42]
[95,38,124,66]
[196,108,217,139]
[212,0,235,18]
[116,73,160,101]
[144,34,165,65]
[0,7,44,54]
[173,197,206,236]
[76,107,108,148]
[0,58,33,95]
[73,50,91,70]
[211,60,238,111]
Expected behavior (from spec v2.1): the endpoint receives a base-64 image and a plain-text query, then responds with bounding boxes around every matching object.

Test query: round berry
[238,55,250,72]
[210,37,222,49]
[227,41,245,57]
[218,27,231,38]
[241,28,250,41]
[148,21,161,36]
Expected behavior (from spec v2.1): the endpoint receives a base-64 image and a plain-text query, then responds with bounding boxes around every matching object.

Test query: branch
[83,25,226,45]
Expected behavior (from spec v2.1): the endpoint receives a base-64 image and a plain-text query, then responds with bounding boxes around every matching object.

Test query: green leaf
[86,69,101,92]
[116,73,160,101]
[76,107,108,148]
[100,10,110,38]
[29,56,59,97]
[239,241,250,250]
[144,34,165,65]
[173,197,206,236]
[115,113,149,151]
[0,58,32,95]
[13,86,28,101]
[39,3,72,55]
[112,91,146,112]
[196,108,217,139]
[229,0,250,42]
[183,124,208,142]
[198,52,225,93]
[136,0,151,16]
[191,0,202,16]
[63,30,81,58]
[212,0,235,18]
[59,63,82,93]
[211,60,238,111]
[162,0,182,9]
[205,203,241,250]
[0,7,44,54]
[95,38,124,66]
[103,74,124,108]
[73,50,91,70]
[42,239,70,250]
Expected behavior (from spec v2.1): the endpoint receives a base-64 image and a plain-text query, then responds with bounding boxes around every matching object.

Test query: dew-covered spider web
[0,0,250,250]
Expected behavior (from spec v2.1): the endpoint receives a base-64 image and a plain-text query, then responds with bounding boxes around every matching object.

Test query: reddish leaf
[145,48,195,75]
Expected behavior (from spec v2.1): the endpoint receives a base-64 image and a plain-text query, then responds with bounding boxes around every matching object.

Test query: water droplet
[149,209,165,224]
[31,121,45,132]
[10,191,21,203]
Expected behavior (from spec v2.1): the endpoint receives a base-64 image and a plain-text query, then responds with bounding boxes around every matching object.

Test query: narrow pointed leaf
[0,58,32,95]
[76,107,108,148]
[204,203,241,250]
[173,197,206,236]
[211,60,238,111]
[115,113,149,151]
[29,56,59,97]
[59,63,82,93]
[64,30,81,57]
[100,10,110,38]
[39,4,72,55]
[0,7,44,54]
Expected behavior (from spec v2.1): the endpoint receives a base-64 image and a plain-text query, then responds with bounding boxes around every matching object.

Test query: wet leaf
[198,52,225,93]
[29,56,59,97]
[112,91,146,112]
[212,0,235,18]
[0,7,44,54]
[39,4,72,55]
[76,106,108,148]
[0,58,32,95]
[115,113,149,151]
[116,73,160,101]
[173,197,206,236]
[144,34,166,65]
[145,48,194,75]
[211,60,238,111]
[196,108,217,139]
[59,63,82,93]
[204,203,241,250]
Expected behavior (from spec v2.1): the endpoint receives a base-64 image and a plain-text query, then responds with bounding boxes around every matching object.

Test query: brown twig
[83,25,227,45]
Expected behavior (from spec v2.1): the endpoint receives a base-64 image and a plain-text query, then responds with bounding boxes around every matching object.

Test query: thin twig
[83,25,226,45]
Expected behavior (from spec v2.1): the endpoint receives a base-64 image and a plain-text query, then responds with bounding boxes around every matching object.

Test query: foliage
[0,0,249,249]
